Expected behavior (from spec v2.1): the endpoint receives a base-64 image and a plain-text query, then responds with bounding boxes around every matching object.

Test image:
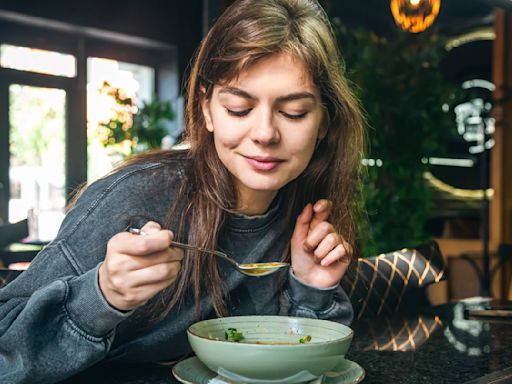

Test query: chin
[241,176,291,192]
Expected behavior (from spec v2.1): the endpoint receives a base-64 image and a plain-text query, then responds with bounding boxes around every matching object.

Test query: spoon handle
[128,228,237,267]
[169,241,238,267]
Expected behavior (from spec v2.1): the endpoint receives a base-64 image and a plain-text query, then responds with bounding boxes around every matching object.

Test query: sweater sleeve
[283,269,354,325]
[0,162,172,384]
[0,241,130,384]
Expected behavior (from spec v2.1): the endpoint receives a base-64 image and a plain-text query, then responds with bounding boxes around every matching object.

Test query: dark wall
[0,0,201,44]
[323,0,494,36]
[0,0,204,84]
[0,0,499,89]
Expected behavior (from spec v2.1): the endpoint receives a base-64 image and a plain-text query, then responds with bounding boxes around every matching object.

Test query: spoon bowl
[170,240,289,277]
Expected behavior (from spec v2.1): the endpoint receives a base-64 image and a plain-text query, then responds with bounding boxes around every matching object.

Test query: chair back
[342,241,447,319]
[0,268,23,288]
[0,219,29,249]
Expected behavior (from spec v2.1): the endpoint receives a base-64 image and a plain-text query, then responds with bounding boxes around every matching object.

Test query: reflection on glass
[444,302,491,357]
[0,44,76,77]
[86,57,154,181]
[9,85,66,241]
[353,315,443,352]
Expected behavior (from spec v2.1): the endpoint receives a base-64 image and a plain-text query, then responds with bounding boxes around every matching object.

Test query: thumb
[291,203,313,244]
[140,220,163,235]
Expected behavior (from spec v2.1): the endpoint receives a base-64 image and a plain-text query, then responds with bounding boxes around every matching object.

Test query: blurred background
[0,0,511,302]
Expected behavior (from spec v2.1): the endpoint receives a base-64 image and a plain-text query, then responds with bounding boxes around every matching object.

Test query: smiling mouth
[244,156,284,171]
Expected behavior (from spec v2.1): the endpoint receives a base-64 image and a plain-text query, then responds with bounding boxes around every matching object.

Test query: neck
[236,186,278,216]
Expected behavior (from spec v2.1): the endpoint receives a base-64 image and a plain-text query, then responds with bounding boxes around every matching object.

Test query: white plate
[172,356,365,384]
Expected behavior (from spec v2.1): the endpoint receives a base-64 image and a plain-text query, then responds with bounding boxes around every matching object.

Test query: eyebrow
[218,87,317,103]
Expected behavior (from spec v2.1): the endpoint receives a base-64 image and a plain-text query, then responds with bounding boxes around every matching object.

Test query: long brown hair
[134,0,365,322]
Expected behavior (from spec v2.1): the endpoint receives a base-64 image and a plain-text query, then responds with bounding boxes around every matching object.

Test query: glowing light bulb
[390,0,441,33]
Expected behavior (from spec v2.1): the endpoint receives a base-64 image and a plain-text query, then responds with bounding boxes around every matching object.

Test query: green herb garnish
[225,328,244,342]
[299,335,312,343]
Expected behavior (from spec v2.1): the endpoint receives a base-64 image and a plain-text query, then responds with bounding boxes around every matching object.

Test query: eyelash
[226,109,308,120]
[227,109,251,117]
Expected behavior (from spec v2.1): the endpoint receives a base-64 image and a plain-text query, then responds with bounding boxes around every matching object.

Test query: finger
[291,203,313,244]
[110,229,173,256]
[107,263,181,310]
[140,221,163,235]
[310,199,332,229]
[320,244,349,267]
[313,232,342,261]
[127,261,182,288]
[303,221,335,252]
[128,247,184,270]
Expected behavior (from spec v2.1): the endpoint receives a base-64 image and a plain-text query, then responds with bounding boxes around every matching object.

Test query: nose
[249,108,280,145]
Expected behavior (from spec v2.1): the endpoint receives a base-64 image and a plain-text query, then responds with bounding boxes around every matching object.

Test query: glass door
[6,84,67,241]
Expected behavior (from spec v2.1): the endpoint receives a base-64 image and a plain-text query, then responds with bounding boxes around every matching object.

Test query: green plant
[132,98,175,152]
[333,21,460,256]
[97,81,175,156]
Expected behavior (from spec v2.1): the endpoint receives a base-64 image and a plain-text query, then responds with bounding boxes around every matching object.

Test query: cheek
[210,114,244,148]
[286,127,319,158]
[213,134,240,154]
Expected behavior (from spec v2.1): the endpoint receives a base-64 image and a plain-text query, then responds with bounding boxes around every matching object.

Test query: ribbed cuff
[287,269,339,312]
[65,264,131,338]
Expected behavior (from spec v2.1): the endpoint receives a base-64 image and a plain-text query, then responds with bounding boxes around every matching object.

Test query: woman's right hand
[98,221,184,311]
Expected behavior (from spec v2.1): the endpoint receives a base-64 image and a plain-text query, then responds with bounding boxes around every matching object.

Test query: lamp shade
[390,0,441,33]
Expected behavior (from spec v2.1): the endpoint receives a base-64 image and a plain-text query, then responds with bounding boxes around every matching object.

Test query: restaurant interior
[0,0,512,383]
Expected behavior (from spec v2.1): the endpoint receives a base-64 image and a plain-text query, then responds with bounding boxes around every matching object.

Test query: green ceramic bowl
[187,315,353,381]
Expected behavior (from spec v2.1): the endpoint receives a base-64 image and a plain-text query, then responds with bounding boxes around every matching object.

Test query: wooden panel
[491,10,512,246]
[436,238,482,259]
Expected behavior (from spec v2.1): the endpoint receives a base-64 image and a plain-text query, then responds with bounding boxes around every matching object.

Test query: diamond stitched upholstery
[342,241,446,319]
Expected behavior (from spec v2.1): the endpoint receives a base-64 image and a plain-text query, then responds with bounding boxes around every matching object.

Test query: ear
[199,85,214,132]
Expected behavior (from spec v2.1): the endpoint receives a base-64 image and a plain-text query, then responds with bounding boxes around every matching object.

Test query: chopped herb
[299,335,312,344]
[225,328,244,342]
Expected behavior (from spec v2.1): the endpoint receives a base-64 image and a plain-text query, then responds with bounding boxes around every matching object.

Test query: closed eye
[226,108,252,117]
[281,111,308,120]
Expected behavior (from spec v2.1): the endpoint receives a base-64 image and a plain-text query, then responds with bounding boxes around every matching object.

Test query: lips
[244,155,284,171]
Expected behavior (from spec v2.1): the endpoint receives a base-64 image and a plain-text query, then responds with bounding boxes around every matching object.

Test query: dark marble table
[347,299,512,383]
[60,299,512,384]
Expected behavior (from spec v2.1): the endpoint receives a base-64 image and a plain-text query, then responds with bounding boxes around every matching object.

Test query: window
[86,57,155,181]
[9,85,67,241]
[0,44,76,77]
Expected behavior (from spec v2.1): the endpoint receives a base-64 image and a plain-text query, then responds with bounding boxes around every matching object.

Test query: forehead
[219,52,316,91]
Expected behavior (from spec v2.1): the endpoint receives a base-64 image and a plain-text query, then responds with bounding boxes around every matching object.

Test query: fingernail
[321,259,330,267]
[129,228,147,236]
[316,200,330,211]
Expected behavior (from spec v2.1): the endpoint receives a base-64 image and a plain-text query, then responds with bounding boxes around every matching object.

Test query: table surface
[60,299,512,384]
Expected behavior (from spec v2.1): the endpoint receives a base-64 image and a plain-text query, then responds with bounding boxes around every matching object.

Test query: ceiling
[0,0,507,45]
[0,0,505,88]
[325,0,496,36]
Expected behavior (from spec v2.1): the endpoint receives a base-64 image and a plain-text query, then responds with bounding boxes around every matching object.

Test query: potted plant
[97,81,175,156]
[333,21,460,256]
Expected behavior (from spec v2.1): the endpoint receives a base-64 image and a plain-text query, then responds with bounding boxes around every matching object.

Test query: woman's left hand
[290,199,351,288]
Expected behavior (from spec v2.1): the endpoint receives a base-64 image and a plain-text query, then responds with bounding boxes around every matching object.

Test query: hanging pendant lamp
[390,0,441,33]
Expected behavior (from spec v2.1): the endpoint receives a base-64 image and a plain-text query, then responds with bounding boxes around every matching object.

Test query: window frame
[0,17,177,223]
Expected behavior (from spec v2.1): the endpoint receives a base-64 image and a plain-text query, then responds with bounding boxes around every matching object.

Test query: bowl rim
[187,315,353,348]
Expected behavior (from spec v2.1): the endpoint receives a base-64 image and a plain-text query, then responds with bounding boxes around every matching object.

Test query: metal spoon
[128,228,289,277]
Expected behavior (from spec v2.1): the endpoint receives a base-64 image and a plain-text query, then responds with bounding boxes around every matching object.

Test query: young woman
[0,0,365,382]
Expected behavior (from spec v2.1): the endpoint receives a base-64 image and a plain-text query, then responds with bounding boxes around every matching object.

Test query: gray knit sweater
[0,154,353,384]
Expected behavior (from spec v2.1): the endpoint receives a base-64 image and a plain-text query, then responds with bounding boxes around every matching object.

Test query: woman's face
[201,53,326,213]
